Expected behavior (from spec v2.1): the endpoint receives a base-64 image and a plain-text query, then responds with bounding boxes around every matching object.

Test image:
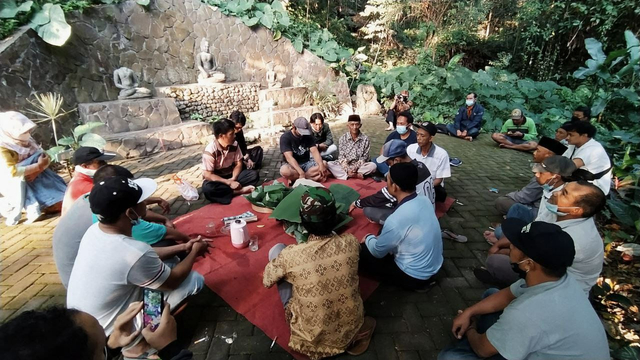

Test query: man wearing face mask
[67,176,207,358]
[374,111,417,175]
[439,219,609,360]
[61,146,116,215]
[447,93,484,141]
[477,180,606,295]
[350,140,434,225]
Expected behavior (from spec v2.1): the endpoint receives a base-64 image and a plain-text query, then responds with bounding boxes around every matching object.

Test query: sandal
[346,316,376,355]
[441,229,467,243]
[483,230,498,245]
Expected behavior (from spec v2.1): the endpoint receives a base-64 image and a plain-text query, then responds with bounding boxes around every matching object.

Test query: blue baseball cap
[376,139,407,163]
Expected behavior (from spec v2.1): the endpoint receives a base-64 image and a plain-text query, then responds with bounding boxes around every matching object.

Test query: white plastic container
[230,219,249,249]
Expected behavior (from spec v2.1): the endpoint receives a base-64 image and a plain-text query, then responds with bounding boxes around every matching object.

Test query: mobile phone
[143,288,164,331]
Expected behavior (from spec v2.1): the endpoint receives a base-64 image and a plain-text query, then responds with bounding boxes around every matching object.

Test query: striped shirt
[202,139,243,176]
[67,223,170,335]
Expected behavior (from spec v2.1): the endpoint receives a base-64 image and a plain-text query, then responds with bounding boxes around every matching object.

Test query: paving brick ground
[0,116,533,359]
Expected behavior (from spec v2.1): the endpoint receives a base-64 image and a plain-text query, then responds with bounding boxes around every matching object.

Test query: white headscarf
[0,111,39,161]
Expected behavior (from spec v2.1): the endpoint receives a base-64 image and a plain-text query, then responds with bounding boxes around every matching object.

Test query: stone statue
[355,84,382,115]
[113,67,152,100]
[266,63,282,89]
[196,38,225,84]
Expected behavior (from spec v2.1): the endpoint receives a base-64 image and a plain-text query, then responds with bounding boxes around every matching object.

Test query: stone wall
[157,82,259,121]
[0,0,350,146]
[78,97,182,133]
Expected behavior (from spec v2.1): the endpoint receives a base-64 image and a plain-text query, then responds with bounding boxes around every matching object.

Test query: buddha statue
[266,63,282,89]
[196,38,225,84]
[113,67,151,100]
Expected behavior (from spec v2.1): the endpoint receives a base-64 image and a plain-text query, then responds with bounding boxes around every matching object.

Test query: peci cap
[502,219,575,270]
[416,122,437,136]
[376,139,407,163]
[389,162,418,191]
[537,136,567,156]
[293,117,312,136]
[348,114,361,123]
[72,146,116,165]
[89,176,157,222]
[300,187,336,223]
[511,109,523,119]
[531,155,576,177]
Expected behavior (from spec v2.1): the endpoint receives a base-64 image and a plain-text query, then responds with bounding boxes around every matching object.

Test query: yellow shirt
[263,234,364,359]
[0,147,24,177]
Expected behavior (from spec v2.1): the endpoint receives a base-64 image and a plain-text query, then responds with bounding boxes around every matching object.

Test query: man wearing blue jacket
[447,93,484,141]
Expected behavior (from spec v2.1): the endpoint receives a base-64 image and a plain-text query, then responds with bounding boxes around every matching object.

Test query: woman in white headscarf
[0,111,67,225]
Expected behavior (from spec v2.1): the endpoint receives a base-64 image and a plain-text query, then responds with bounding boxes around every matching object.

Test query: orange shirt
[61,172,93,215]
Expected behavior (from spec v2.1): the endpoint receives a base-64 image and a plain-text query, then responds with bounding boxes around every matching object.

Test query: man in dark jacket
[447,93,484,141]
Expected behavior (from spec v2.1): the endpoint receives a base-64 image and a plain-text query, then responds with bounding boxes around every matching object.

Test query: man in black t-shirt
[279,117,329,185]
[230,110,264,169]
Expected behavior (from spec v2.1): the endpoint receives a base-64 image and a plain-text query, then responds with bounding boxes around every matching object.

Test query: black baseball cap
[416,122,437,136]
[537,136,567,156]
[89,176,157,221]
[73,146,116,165]
[502,219,575,270]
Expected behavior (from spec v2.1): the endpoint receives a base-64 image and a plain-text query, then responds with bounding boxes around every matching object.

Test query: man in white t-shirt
[563,121,611,195]
[407,122,451,203]
[67,176,208,357]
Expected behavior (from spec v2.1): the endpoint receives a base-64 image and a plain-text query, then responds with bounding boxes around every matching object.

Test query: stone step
[103,121,212,159]
[248,106,318,128]
[258,87,308,111]
[78,98,182,134]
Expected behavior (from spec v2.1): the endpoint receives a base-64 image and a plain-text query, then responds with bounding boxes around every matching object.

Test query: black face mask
[510,262,528,279]
[571,116,581,122]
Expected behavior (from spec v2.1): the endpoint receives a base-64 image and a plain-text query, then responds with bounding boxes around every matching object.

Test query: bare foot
[384,126,394,131]
[464,136,473,142]
[483,230,498,245]
[355,173,365,180]
[239,186,255,194]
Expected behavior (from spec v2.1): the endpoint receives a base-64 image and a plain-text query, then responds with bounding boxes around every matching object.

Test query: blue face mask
[545,202,579,216]
[128,209,141,226]
[542,176,559,192]
[396,125,408,135]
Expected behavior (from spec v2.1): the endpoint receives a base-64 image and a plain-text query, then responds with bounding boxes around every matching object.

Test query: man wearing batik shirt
[263,187,375,359]
[326,114,377,180]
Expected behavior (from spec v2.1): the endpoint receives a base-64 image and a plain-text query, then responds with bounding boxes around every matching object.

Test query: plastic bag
[173,175,199,202]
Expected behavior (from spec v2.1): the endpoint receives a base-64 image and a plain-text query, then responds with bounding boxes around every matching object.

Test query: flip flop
[441,229,467,243]
[346,316,376,356]
[483,230,498,245]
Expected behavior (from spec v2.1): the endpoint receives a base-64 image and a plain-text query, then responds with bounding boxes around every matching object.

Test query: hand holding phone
[143,288,164,332]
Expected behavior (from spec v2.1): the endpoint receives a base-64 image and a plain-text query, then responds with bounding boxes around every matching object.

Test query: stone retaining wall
[157,82,259,121]
[78,97,182,133]
[0,0,350,147]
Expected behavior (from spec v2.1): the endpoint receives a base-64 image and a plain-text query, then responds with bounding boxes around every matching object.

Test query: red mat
[174,178,453,358]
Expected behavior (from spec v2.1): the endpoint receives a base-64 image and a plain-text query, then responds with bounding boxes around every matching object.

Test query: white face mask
[74,165,98,178]
[465,99,475,106]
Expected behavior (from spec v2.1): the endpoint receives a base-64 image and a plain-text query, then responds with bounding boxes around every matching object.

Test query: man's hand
[183,237,202,252]
[349,202,356,214]
[192,240,210,257]
[318,143,328,152]
[157,199,171,214]
[164,218,175,229]
[456,130,462,137]
[298,169,306,179]
[452,309,473,339]
[488,244,500,255]
[347,170,357,178]
[107,301,143,349]
[141,304,177,351]
[513,131,523,138]
[507,131,513,136]
[229,180,241,190]
[245,159,255,170]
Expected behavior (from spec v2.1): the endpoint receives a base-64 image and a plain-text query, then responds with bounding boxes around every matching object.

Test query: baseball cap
[531,155,576,177]
[376,139,407,163]
[389,162,418,191]
[293,117,311,136]
[416,122,437,136]
[537,136,567,156]
[300,187,336,223]
[73,146,116,165]
[511,109,523,119]
[502,219,575,270]
[89,176,157,221]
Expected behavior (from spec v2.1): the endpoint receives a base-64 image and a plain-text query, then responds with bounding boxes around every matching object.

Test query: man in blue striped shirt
[359,162,443,291]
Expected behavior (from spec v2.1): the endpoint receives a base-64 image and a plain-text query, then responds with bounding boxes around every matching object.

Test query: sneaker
[414,279,438,293]
[321,154,334,161]
[372,175,385,182]
[449,157,462,167]
[473,267,502,287]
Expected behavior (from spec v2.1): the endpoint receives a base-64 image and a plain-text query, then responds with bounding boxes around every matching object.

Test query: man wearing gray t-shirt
[439,219,609,360]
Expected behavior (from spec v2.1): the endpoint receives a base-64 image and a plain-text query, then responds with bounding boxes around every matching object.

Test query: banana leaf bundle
[244,180,292,209]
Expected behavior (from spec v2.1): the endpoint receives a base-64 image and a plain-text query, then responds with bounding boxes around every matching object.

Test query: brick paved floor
[0,116,533,359]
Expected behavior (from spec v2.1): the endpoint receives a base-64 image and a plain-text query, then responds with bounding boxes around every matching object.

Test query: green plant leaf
[0,0,32,18]
[79,133,107,149]
[271,0,285,13]
[241,16,259,27]
[57,137,75,146]
[625,30,640,64]
[32,4,71,46]
[612,345,640,360]
[272,29,281,41]
[447,53,465,69]
[585,38,606,64]
[73,122,104,138]
[136,0,150,6]
[293,37,303,53]
[45,146,66,159]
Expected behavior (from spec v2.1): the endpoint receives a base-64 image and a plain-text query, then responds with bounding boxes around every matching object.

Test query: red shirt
[61,172,94,215]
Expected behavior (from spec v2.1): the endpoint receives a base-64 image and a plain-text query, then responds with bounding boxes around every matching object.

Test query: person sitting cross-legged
[0,302,193,360]
[439,220,609,360]
[477,180,606,295]
[202,118,259,204]
[349,140,434,225]
[230,110,264,170]
[374,111,417,175]
[446,93,484,141]
[359,162,443,291]
[66,176,208,358]
[310,112,338,161]
[326,114,377,180]
[407,122,451,202]
[564,120,612,195]
[279,117,329,185]
[491,109,538,152]
[263,187,376,359]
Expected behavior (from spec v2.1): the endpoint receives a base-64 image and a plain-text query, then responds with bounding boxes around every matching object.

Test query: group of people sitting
[0,96,612,359]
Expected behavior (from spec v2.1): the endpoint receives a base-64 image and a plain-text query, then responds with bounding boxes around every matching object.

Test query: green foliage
[46,121,106,161]
[29,3,71,46]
